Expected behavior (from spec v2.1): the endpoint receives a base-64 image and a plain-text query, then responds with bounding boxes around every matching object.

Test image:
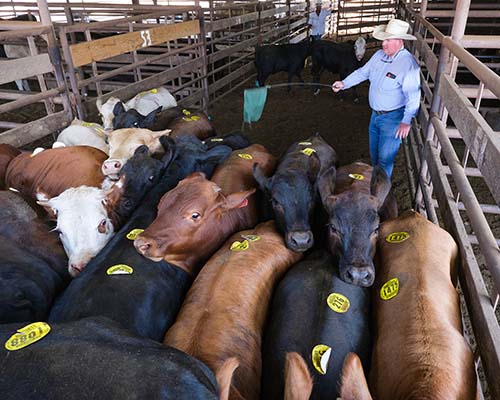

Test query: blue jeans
[368,108,405,178]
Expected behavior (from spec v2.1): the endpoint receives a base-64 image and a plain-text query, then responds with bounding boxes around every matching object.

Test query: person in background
[308,1,332,42]
[332,18,421,178]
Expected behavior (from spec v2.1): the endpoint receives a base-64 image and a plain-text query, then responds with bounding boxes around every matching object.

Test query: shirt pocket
[381,75,399,91]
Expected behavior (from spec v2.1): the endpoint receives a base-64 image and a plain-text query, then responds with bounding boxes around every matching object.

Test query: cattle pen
[0,0,499,399]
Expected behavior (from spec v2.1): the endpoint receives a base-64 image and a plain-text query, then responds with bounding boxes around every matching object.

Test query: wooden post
[198,8,210,112]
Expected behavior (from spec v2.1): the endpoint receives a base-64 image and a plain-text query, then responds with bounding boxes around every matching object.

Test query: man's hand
[395,122,411,139]
[332,81,344,92]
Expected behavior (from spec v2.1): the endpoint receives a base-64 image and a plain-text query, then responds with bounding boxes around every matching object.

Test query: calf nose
[345,267,374,287]
[102,159,122,176]
[287,230,314,252]
[134,237,153,255]
[69,262,85,277]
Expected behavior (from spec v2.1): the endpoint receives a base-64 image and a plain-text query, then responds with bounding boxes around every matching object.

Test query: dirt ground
[210,68,413,212]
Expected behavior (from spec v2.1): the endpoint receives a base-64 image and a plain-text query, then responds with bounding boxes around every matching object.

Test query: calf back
[164,220,303,400]
[370,210,476,400]
[5,146,107,199]
[262,250,371,400]
[0,317,218,400]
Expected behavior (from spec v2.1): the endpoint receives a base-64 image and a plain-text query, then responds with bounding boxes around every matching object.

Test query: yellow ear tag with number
[126,228,144,240]
[107,264,134,275]
[230,240,249,251]
[211,138,224,142]
[5,322,51,351]
[301,148,316,156]
[327,293,350,313]
[380,277,399,300]
[298,141,312,146]
[348,173,364,180]
[241,234,260,242]
[238,153,253,160]
[311,344,331,375]
[385,232,410,243]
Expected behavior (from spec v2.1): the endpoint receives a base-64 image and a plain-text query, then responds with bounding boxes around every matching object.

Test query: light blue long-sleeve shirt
[342,47,421,124]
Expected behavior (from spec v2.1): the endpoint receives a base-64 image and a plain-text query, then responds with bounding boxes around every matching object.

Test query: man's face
[316,5,321,12]
[382,38,403,57]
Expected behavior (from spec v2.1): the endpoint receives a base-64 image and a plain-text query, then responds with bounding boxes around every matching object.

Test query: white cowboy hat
[372,18,416,41]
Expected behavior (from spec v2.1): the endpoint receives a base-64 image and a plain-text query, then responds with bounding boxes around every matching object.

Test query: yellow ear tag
[385,231,410,243]
[241,234,260,242]
[298,141,312,146]
[211,138,224,142]
[327,293,350,313]
[5,322,51,351]
[301,148,316,156]
[348,173,364,180]
[182,109,191,115]
[106,264,134,275]
[81,122,93,127]
[150,88,158,94]
[311,344,331,375]
[183,115,200,122]
[380,277,399,300]
[126,228,144,240]
[230,240,249,251]
[238,153,253,160]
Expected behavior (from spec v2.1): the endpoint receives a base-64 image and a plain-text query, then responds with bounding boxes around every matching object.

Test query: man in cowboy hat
[332,18,420,178]
[308,1,332,42]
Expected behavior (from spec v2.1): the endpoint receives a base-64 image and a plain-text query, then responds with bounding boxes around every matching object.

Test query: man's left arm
[396,62,421,139]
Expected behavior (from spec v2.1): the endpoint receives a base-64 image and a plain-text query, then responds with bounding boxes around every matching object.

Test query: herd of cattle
[0,84,478,399]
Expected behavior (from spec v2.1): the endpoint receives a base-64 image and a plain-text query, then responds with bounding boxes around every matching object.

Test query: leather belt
[373,107,404,116]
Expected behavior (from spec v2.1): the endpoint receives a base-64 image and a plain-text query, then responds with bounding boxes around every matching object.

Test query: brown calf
[164,220,303,400]
[5,146,107,199]
[134,144,276,274]
[0,144,21,189]
[370,210,476,399]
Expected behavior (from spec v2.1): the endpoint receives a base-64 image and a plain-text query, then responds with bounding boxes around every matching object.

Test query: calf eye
[372,226,380,235]
[329,225,339,234]
[191,212,201,220]
[148,175,155,182]
[98,219,107,233]
[133,122,139,127]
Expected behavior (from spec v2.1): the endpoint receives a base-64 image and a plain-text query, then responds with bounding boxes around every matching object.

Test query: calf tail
[339,353,372,400]
[284,352,313,400]
[216,357,239,400]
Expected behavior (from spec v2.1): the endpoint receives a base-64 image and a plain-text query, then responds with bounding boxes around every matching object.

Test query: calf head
[104,143,175,226]
[112,103,162,130]
[318,166,391,287]
[102,128,170,179]
[253,154,320,252]
[37,186,115,277]
[96,97,122,130]
[134,172,255,270]
[354,36,366,61]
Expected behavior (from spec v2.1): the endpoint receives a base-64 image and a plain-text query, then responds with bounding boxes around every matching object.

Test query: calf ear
[36,191,58,220]
[141,107,161,128]
[307,152,321,183]
[370,166,391,208]
[284,352,313,400]
[339,353,372,400]
[253,163,272,193]
[216,358,239,400]
[159,136,177,167]
[221,188,256,211]
[112,102,126,117]
[96,98,103,112]
[134,145,149,156]
[317,165,336,209]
